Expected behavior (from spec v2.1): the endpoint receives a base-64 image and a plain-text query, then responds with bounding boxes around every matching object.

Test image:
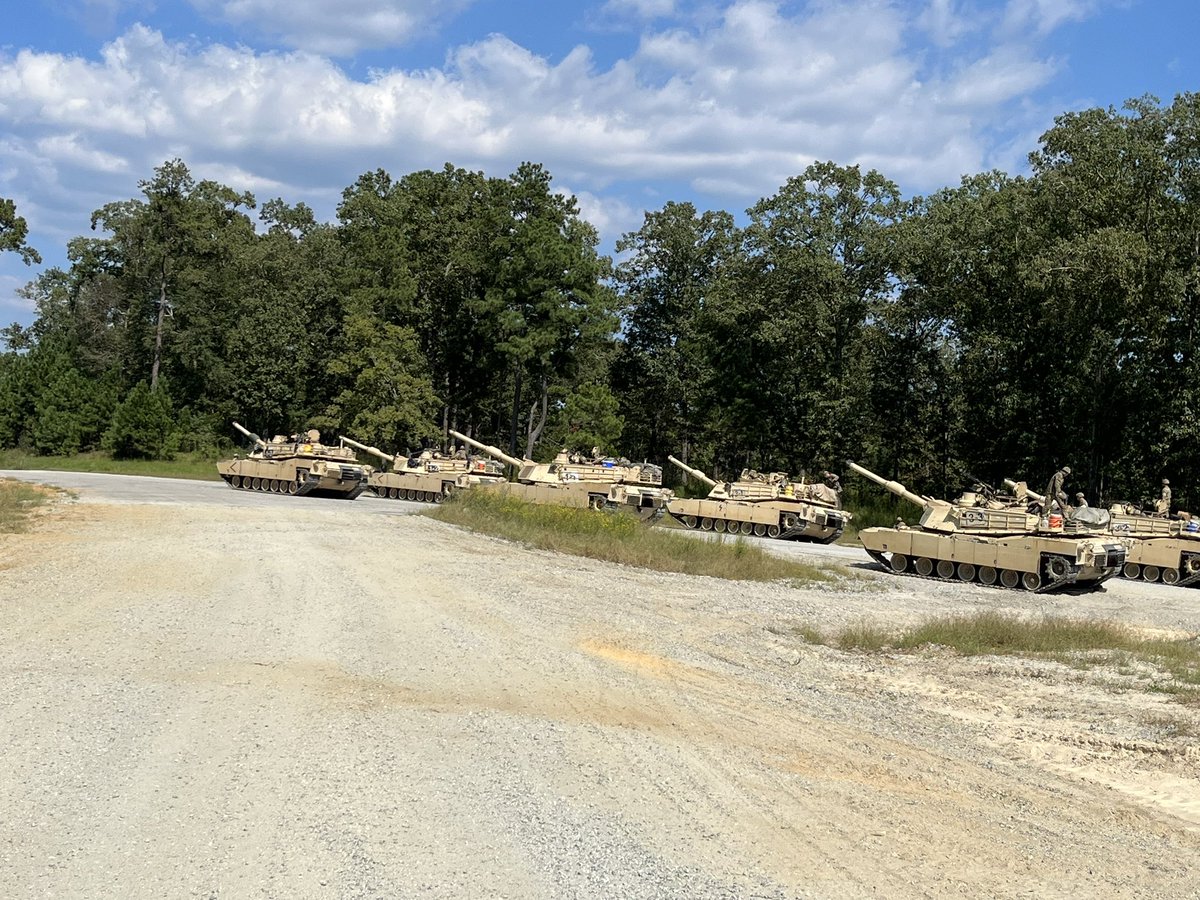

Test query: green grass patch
[0,478,60,533]
[0,450,222,481]
[793,610,1200,704]
[428,487,837,584]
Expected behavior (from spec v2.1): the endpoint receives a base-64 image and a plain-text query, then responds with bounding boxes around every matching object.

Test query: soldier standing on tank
[1043,466,1071,515]
[1156,478,1171,517]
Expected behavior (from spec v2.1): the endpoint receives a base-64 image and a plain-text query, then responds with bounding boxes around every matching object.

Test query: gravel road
[2,473,1198,898]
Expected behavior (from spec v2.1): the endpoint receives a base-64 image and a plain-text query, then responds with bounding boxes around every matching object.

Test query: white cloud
[916,0,977,47]
[0,0,1103,298]
[189,0,478,55]
[1000,0,1095,38]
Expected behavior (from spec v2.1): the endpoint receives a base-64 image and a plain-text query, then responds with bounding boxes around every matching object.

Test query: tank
[664,456,850,542]
[1005,478,1200,587]
[216,422,371,499]
[447,430,673,519]
[847,461,1125,592]
[339,435,505,503]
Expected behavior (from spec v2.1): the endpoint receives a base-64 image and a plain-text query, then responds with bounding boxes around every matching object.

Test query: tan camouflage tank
[217,422,371,498]
[1005,478,1200,587]
[339,435,505,503]
[447,429,673,519]
[848,461,1125,592]
[665,456,850,542]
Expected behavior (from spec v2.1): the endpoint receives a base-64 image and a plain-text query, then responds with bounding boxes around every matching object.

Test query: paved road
[0,469,427,516]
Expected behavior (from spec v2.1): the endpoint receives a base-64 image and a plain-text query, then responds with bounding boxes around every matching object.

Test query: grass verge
[0,478,61,533]
[794,610,1200,705]
[428,488,836,584]
[0,450,221,481]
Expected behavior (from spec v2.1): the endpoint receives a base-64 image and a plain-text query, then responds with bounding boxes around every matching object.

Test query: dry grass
[796,610,1200,704]
[0,478,60,533]
[0,450,221,480]
[428,488,836,584]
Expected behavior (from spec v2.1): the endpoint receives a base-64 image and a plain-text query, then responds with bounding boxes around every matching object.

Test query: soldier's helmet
[1062,466,1071,475]
[1163,478,1170,485]
[1075,492,1085,501]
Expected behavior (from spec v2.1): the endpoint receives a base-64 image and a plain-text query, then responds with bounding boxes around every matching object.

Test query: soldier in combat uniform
[1043,465,1071,515]
[1075,491,1088,509]
[1156,478,1171,517]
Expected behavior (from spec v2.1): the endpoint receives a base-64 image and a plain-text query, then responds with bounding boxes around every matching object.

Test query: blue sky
[1,0,1197,324]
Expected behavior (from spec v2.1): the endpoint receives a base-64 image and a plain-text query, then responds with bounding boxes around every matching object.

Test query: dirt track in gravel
[1,480,1198,899]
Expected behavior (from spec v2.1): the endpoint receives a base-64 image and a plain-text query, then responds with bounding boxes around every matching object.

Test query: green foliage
[0,197,41,265]
[104,381,176,459]
[542,382,624,458]
[30,366,115,454]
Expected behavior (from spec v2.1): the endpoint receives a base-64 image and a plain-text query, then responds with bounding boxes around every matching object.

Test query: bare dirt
[1,490,1198,899]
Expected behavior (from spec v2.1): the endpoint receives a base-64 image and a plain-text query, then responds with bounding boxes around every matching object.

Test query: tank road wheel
[914,557,934,577]
[1000,569,1020,589]
[978,566,998,586]
[714,519,727,533]
[415,491,426,502]
[251,477,262,491]
[231,475,242,489]
[432,492,444,504]
[588,495,605,511]
[683,515,698,529]
[1123,563,1141,580]
[287,480,299,495]
[1022,571,1043,591]
[700,518,713,531]
[956,563,976,582]
[1163,568,1180,586]
[1143,565,1161,583]
[406,489,418,501]
[753,524,767,537]
[268,479,278,493]
[890,554,909,573]
[739,521,754,536]
[936,559,955,579]
[767,524,781,538]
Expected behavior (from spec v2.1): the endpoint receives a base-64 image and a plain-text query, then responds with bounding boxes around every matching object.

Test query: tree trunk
[509,368,522,458]
[524,375,549,458]
[150,261,168,391]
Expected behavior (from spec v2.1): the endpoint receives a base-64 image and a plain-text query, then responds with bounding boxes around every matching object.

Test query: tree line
[2,93,1198,512]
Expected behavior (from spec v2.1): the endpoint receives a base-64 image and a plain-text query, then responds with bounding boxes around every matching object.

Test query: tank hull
[478,480,670,520]
[858,527,1125,592]
[666,497,845,542]
[1120,538,1200,586]
[367,470,463,503]
[216,457,369,499]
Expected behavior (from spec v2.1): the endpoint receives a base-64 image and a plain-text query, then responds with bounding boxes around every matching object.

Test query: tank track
[861,548,1108,594]
[368,484,450,504]
[669,511,841,543]
[220,473,363,499]
[1120,557,1200,588]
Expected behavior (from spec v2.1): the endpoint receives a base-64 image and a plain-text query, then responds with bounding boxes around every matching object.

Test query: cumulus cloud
[0,0,1101,309]
[189,0,478,55]
[600,0,678,20]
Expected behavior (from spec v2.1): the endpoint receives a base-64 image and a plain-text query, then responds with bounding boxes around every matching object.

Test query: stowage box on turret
[1006,478,1200,587]
[664,456,850,542]
[848,461,1125,592]
[447,430,673,519]
[340,435,505,504]
[217,423,371,499]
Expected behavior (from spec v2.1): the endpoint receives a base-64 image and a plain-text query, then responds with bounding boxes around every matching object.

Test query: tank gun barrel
[448,429,524,469]
[667,455,717,487]
[1003,478,1044,503]
[845,460,928,508]
[231,421,266,448]
[339,435,395,465]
